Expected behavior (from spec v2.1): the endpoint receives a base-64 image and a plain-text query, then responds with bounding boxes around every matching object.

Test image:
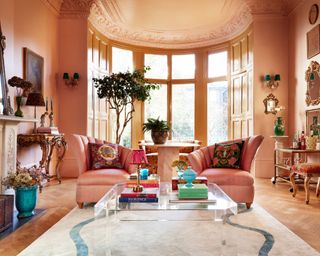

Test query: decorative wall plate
[309,4,319,25]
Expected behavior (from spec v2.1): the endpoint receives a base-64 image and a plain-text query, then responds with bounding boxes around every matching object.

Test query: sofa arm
[188,150,206,174]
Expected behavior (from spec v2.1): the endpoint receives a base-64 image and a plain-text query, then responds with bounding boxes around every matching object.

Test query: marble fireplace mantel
[0,115,37,193]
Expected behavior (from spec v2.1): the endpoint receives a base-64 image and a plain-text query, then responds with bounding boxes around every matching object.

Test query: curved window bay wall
[87,24,253,148]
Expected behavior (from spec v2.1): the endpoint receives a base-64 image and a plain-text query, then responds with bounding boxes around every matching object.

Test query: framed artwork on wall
[307,25,320,59]
[23,48,44,93]
[306,108,320,136]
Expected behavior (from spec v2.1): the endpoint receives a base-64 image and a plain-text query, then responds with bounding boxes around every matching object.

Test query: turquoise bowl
[15,185,38,218]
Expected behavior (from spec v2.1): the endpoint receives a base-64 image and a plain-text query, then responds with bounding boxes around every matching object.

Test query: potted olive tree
[142,117,171,144]
[93,67,159,144]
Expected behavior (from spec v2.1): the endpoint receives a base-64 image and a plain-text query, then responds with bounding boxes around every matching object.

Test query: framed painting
[307,24,320,59]
[23,48,44,93]
[306,108,320,136]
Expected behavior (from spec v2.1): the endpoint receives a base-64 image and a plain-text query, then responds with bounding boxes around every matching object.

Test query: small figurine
[40,112,48,127]
[3,96,14,115]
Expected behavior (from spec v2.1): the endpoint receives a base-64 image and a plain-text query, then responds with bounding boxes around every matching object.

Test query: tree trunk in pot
[151,131,168,144]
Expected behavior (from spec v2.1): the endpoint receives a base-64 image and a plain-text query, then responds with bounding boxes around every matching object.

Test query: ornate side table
[17,134,67,183]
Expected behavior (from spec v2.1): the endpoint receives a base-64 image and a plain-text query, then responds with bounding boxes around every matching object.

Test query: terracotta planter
[151,131,168,144]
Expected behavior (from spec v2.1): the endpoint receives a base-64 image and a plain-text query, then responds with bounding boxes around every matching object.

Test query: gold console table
[17,134,67,183]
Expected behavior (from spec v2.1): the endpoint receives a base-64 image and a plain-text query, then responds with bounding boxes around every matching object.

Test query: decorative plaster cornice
[59,0,95,19]
[89,1,253,49]
[55,0,300,48]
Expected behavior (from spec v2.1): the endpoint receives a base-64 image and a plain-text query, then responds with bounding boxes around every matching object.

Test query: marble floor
[0,178,319,255]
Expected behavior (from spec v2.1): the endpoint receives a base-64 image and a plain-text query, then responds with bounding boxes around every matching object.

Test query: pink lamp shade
[131,149,148,165]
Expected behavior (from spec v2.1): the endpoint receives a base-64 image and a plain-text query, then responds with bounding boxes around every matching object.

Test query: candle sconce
[264,74,280,89]
[63,72,79,87]
[263,93,279,114]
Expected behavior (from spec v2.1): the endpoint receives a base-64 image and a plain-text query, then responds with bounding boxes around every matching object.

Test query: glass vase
[274,117,285,136]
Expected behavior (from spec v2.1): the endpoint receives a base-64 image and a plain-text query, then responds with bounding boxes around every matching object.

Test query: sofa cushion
[212,141,243,168]
[77,169,129,185]
[200,168,254,186]
[88,142,123,170]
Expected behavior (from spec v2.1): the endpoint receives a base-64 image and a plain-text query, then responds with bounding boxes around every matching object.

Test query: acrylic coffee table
[94,182,238,255]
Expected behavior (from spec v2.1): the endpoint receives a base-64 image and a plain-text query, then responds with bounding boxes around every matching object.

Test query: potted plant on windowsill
[1,165,43,218]
[142,117,171,144]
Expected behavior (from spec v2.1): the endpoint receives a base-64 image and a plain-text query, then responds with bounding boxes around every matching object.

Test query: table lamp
[26,92,45,133]
[131,149,148,192]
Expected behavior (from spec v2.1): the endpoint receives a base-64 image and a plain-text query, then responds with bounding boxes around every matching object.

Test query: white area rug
[19,204,320,256]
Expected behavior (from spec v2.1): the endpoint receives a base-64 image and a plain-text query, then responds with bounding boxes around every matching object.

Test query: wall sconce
[63,72,79,87]
[264,74,280,89]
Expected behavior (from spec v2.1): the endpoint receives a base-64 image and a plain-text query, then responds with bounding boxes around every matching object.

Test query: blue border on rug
[70,205,275,256]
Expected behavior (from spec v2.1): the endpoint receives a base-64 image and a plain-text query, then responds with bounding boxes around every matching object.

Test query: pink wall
[0,0,59,168]
[288,0,320,137]
[58,18,88,177]
[253,16,289,178]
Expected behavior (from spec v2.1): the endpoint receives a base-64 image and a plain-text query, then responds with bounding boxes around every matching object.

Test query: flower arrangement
[8,76,33,97]
[1,164,43,190]
[171,160,188,170]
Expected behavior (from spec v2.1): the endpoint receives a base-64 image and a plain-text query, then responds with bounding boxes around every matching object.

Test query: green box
[178,184,208,199]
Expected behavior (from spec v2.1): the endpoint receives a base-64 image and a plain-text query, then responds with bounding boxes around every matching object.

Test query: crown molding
[59,0,95,19]
[89,1,253,49]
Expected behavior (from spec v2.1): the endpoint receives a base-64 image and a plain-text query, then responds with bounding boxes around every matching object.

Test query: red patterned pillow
[211,142,243,168]
[88,143,123,170]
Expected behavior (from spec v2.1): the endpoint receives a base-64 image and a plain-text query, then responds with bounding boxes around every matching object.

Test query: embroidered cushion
[88,143,123,170]
[212,141,243,168]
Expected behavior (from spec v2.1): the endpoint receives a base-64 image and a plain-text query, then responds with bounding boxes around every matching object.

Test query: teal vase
[14,96,23,117]
[182,166,197,187]
[15,185,38,218]
[274,117,285,136]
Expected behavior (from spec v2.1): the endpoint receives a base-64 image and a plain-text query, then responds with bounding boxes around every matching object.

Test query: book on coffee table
[169,191,216,203]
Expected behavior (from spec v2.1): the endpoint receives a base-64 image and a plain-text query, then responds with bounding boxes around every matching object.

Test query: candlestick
[45,97,48,112]
[50,97,53,112]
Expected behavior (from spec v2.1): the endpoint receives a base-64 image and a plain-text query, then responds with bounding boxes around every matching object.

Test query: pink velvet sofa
[187,135,264,208]
[71,134,133,208]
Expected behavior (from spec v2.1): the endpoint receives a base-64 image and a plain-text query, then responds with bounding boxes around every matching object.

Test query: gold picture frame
[23,48,44,93]
[307,24,320,59]
[306,108,320,136]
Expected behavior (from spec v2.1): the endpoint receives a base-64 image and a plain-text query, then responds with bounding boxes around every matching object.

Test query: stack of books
[119,187,159,203]
[126,179,160,188]
[178,184,208,199]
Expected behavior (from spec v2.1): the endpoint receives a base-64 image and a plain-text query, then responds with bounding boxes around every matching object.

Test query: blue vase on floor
[15,185,38,218]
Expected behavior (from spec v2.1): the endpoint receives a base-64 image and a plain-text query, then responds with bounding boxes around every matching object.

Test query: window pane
[110,107,131,147]
[144,54,168,79]
[172,84,194,140]
[144,84,167,141]
[111,47,132,146]
[112,47,133,73]
[207,81,228,145]
[208,51,228,78]
[172,54,195,79]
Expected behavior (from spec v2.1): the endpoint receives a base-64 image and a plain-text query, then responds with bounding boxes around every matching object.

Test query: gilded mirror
[0,22,9,115]
[305,61,320,106]
[263,93,279,114]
